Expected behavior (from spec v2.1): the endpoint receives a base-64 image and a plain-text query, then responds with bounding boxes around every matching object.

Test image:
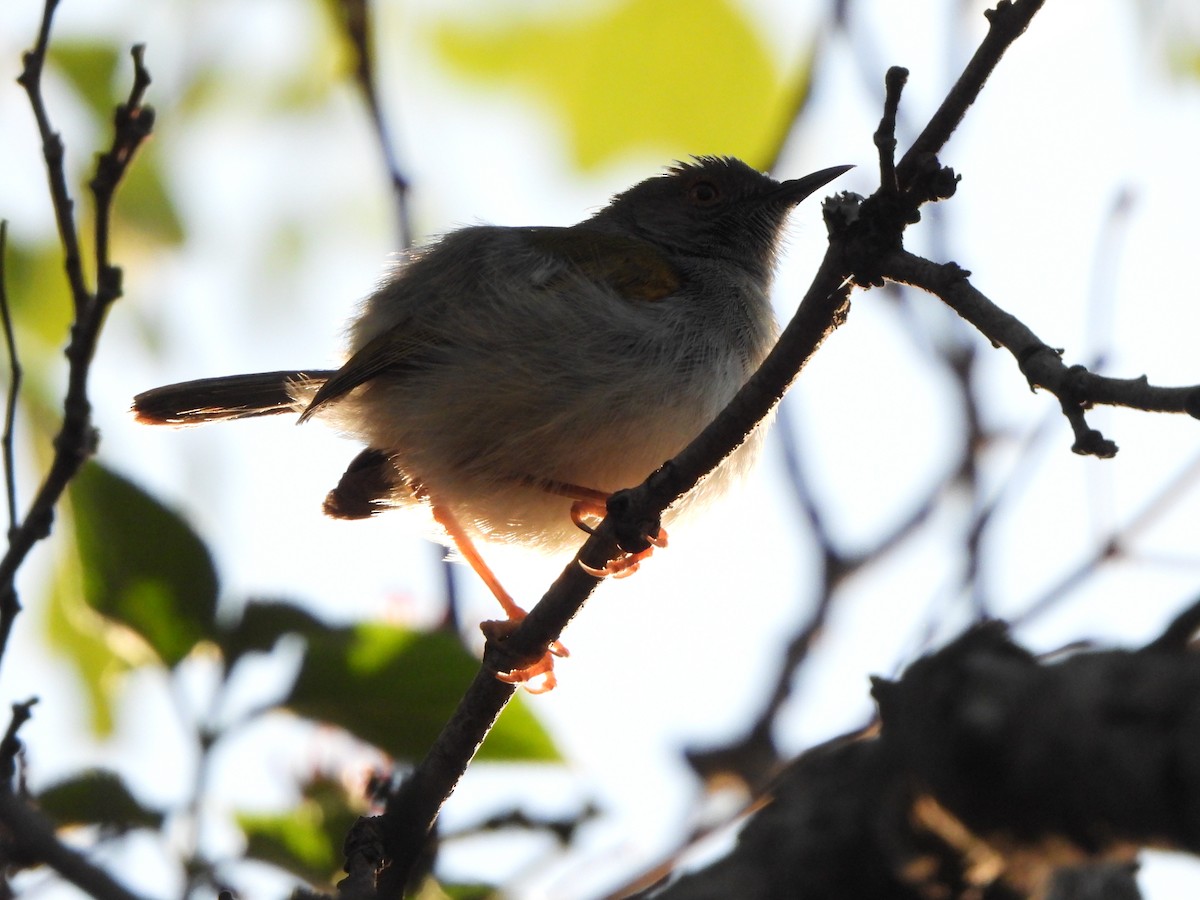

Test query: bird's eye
[689,181,720,205]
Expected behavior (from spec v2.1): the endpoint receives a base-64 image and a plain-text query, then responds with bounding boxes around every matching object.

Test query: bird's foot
[481,612,569,694]
[572,496,669,577]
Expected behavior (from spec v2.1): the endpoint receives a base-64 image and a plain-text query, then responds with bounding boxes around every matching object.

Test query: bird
[133,156,852,691]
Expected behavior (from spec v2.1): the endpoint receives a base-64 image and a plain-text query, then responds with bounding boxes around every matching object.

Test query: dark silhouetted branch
[0,222,19,535]
[0,3,154,672]
[897,0,1046,186]
[0,6,156,897]
[883,251,1200,457]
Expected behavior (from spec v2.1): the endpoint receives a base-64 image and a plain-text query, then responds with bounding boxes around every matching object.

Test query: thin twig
[337,0,412,251]
[0,22,155,671]
[0,699,146,900]
[0,790,149,900]
[896,0,1045,185]
[90,43,153,318]
[875,66,907,193]
[0,222,20,536]
[0,698,37,786]
[0,13,155,897]
[882,250,1200,456]
[1011,449,1200,627]
[333,0,463,647]
[15,0,88,317]
[688,392,954,793]
[170,670,225,896]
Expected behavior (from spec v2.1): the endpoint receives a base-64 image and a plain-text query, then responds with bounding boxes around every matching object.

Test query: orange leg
[428,499,566,692]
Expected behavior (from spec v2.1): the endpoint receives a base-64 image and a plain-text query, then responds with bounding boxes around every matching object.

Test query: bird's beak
[776,164,854,205]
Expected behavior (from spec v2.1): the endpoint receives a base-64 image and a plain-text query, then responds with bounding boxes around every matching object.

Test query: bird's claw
[578,526,668,578]
[481,614,568,694]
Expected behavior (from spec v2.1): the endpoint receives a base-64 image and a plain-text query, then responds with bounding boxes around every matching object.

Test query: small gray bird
[134,157,850,688]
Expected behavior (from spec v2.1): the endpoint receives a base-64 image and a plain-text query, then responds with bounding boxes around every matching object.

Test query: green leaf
[1169,42,1200,80]
[223,601,559,762]
[219,600,330,664]
[432,0,809,170]
[432,882,491,900]
[239,775,359,888]
[37,769,163,831]
[43,550,133,736]
[114,144,185,245]
[48,41,122,121]
[411,879,457,900]
[2,238,75,349]
[69,462,219,666]
[289,623,559,762]
[472,678,558,762]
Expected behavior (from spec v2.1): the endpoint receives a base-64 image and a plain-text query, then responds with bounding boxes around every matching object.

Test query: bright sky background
[2,0,1200,897]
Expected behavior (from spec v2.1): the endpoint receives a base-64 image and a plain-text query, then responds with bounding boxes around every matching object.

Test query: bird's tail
[132,370,338,425]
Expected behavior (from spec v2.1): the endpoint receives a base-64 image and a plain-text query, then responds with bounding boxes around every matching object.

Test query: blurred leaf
[239,775,361,888]
[433,0,807,170]
[289,623,559,762]
[426,880,490,900]
[217,599,328,664]
[411,878,457,900]
[1169,42,1200,79]
[223,601,558,762]
[242,811,336,887]
[241,777,355,892]
[3,239,74,348]
[267,29,348,110]
[43,548,134,735]
[317,0,368,77]
[472,679,557,763]
[69,462,219,666]
[37,768,163,831]
[48,41,121,121]
[114,144,185,245]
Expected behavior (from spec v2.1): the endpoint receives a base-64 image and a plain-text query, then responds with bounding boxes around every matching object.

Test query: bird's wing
[298,326,437,422]
[302,227,682,422]
[520,227,683,302]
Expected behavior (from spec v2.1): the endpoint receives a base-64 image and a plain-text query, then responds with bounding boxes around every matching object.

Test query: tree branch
[657,620,1193,899]
[0,222,20,536]
[0,7,156,897]
[89,43,153,320]
[0,8,155,671]
[15,0,88,318]
[897,0,1045,186]
[0,789,149,900]
[882,250,1200,457]
[1011,450,1200,627]
[335,0,412,251]
[330,0,473,639]
[0,700,148,900]
[0,699,35,787]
